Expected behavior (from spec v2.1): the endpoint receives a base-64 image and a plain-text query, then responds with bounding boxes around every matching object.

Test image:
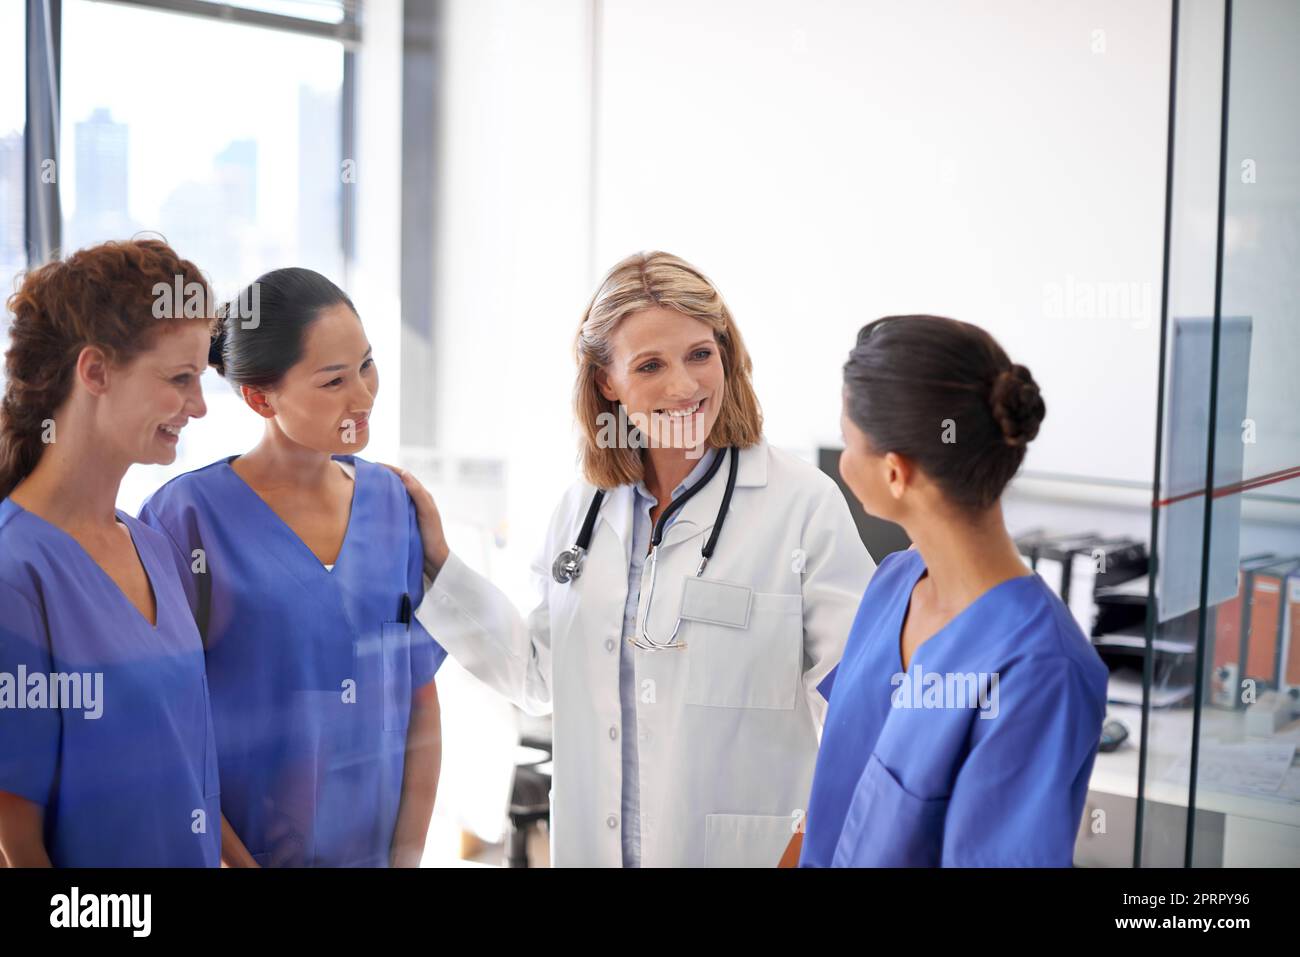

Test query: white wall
[594,0,1171,480]
[434,0,597,598]
[351,0,406,465]
[434,0,1176,588]
[1219,0,1300,494]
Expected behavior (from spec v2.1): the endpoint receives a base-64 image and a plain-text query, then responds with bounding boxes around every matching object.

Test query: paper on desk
[1107,671,1193,707]
[1096,574,1150,600]
[1164,739,1297,799]
[1279,766,1300,804]
[1068,553,1098,634]
[1094,633,1196,655]
[1273,719,1300,745]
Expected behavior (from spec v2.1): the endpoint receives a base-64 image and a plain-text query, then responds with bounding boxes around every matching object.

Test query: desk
[1078,702,1300,866]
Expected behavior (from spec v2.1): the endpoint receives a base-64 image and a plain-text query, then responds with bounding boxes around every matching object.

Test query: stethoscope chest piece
[552,546,586,584]
[552,487,606,584]
[552,447,739,653]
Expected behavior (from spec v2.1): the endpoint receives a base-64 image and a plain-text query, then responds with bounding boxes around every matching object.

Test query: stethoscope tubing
[552,445,738,589]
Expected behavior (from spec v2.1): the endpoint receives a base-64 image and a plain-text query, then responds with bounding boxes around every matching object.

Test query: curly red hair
[1,239,211,498]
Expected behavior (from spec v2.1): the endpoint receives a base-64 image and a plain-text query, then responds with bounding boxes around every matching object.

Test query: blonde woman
[392,251,873,867]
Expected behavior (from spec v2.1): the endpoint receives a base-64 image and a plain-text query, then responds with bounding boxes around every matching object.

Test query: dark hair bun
[215,267,356,390]
[990,364,1044,448]
[842,315,1045,511]
[208,325,228,376]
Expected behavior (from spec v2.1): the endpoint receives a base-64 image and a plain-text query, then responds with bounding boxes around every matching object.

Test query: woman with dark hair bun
[797,315,1107,867]
[0,239,219,867]
[138,267,446,868]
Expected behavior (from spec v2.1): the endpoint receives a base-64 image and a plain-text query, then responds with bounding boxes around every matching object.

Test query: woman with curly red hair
[0,239,220,867]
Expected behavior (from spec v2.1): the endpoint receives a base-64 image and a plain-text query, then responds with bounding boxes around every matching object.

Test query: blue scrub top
[800,548,1107,867]
[139,455,446,867]
[0,499,221,867]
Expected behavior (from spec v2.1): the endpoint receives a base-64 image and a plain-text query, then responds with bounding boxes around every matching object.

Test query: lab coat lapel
[657,441,768,553]
[595,482,634,560]
[559,483,633,648]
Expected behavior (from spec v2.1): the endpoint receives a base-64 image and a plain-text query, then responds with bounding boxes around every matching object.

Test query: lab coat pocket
[704,813,796,867]
[831,753,947,867]
[380,622,412,733]
[683,587,803,710]
[201,674,220,799]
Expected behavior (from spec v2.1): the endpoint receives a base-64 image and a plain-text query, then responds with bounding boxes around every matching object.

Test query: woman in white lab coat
[392,251,873,867]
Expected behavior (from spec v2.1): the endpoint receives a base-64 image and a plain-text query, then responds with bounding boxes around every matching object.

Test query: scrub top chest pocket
[831,752,948,867]
[680,577,804,710]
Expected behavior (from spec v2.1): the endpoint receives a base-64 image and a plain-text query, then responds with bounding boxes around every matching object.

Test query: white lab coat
[415,438,874,866]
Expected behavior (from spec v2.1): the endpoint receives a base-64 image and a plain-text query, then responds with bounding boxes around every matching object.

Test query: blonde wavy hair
[574,251,763,489]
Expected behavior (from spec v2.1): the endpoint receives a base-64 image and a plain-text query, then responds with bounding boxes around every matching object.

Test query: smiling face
[594,305,725,452]
[244,302,378,454]
[96,320,210,466]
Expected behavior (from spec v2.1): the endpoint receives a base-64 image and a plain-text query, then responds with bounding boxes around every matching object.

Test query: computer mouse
[1099,718,1129,752]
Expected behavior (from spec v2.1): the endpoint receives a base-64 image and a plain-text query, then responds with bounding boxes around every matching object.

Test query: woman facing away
[797,315,1108,867]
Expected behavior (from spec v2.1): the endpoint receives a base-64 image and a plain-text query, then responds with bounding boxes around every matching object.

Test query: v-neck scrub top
[800,548,1108,867]
[0,499,221,867]
[139,455,447,867]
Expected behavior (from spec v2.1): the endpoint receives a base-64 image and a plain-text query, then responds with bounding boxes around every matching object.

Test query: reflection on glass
[1197,0,1300,867]
[0,1,25,388]
[217,0,349,24]
[1143,0,1300,868]
[60,0,344,296]
[58,0,347,513]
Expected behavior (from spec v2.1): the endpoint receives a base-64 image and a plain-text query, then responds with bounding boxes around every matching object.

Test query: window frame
[22,0,360,274]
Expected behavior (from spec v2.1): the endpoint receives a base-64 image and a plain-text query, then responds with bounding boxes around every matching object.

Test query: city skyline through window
[60,0,345,299]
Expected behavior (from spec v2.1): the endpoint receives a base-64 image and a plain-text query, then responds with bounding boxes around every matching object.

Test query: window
[61,0,346,294]
[52,0,352,510]
[216,0,352,23]
[0,1,25,364]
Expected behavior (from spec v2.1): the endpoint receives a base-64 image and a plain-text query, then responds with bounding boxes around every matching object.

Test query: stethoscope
[551,445,740,651]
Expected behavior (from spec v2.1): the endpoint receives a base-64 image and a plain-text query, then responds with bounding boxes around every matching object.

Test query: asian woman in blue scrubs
[798,315,1108,867]
[138,268,446,868]
[0,240,220,867]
